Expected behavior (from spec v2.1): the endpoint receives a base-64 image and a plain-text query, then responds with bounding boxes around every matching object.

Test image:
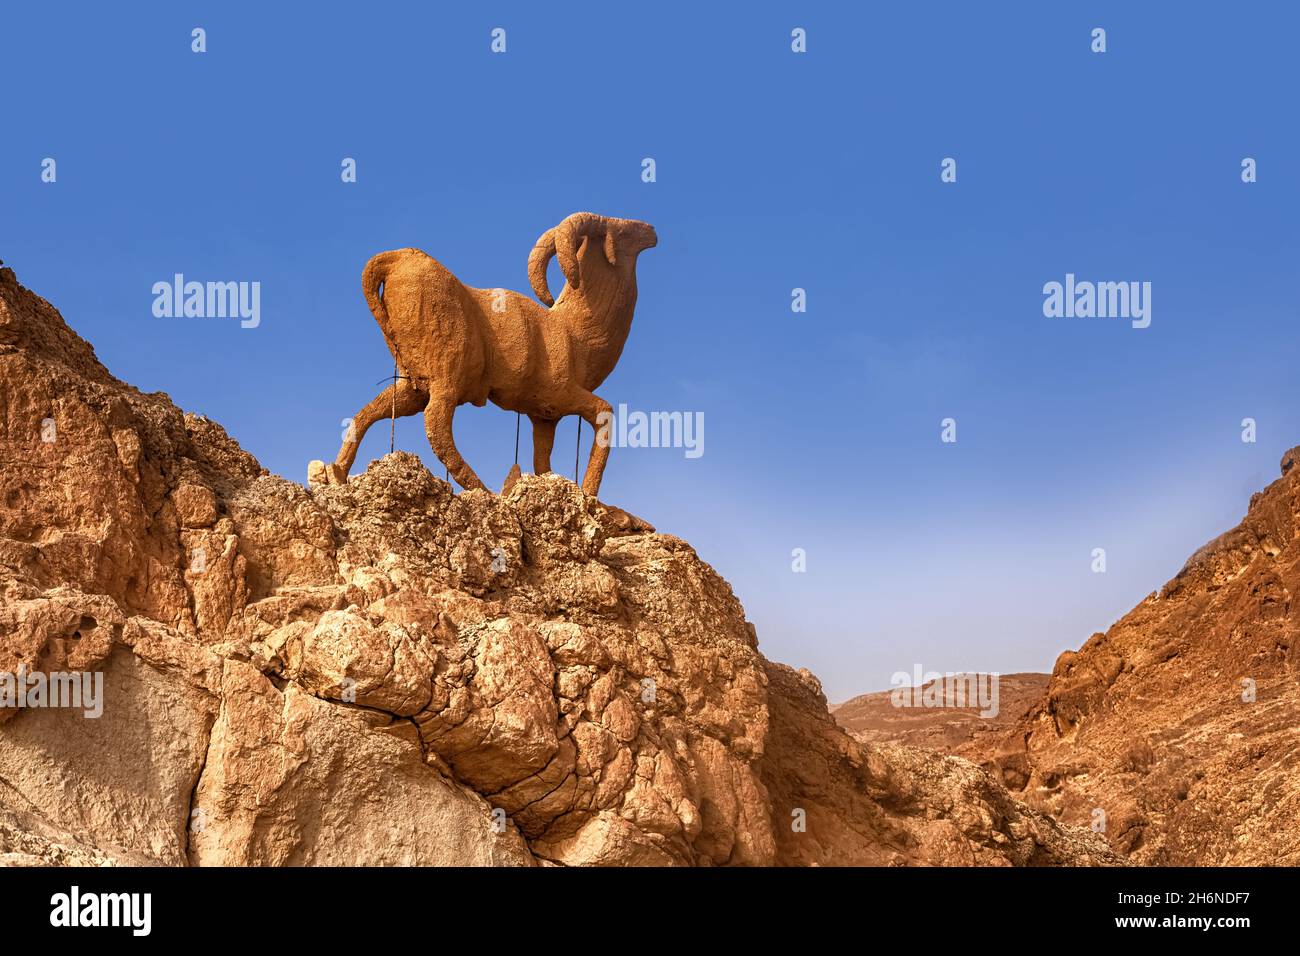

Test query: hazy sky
[4,2,1297,701]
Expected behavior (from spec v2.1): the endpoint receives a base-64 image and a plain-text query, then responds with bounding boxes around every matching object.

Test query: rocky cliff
[976,453,1300,865]
[0,264,1119,867]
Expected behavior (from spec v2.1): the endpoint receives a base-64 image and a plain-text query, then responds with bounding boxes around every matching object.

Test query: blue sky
[3,2,1297,701]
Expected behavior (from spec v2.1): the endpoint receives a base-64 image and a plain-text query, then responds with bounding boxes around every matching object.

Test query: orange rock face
[0,265,1119,867]
[970,454,1300,864]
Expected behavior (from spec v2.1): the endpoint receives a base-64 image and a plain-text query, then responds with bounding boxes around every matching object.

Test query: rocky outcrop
[975,451,1300,865]
[0,264,1120,866]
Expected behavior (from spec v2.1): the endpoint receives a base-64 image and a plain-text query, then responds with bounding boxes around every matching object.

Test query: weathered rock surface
[971,453,1300,865]
[0,265,1119,866]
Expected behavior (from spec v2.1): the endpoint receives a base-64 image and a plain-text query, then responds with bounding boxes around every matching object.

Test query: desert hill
[832,673,1049,751]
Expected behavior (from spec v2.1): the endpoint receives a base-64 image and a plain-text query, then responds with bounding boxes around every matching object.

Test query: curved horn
[528,228,557,306]
[529,214,617,306]
[555,213,616,292]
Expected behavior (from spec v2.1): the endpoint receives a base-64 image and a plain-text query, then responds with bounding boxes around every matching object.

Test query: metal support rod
[389,362,397,453]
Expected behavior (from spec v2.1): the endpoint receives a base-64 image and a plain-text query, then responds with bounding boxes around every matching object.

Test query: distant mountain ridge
[832,673,1049,751]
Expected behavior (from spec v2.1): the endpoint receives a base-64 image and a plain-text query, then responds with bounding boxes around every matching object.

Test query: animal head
[528,213,658,307]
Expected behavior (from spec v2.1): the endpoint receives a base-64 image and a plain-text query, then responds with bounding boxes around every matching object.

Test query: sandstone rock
[502,463,522,494]
[189,659,533,866]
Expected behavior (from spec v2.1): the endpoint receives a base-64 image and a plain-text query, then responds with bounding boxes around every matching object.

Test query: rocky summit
[0,264,1119,867]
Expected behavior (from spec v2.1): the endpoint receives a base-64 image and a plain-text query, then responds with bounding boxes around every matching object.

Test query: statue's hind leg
[424,395,485,491]
[326,378,428,482]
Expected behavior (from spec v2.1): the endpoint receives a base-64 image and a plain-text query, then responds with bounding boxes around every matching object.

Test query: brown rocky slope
[975,453,1300,865]
[0,264,1119,866]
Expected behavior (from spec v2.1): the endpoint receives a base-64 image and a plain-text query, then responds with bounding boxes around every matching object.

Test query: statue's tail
[361,250,405,328]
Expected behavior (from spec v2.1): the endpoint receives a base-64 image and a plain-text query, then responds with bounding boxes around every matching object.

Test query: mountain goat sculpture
[309,212,657,496]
